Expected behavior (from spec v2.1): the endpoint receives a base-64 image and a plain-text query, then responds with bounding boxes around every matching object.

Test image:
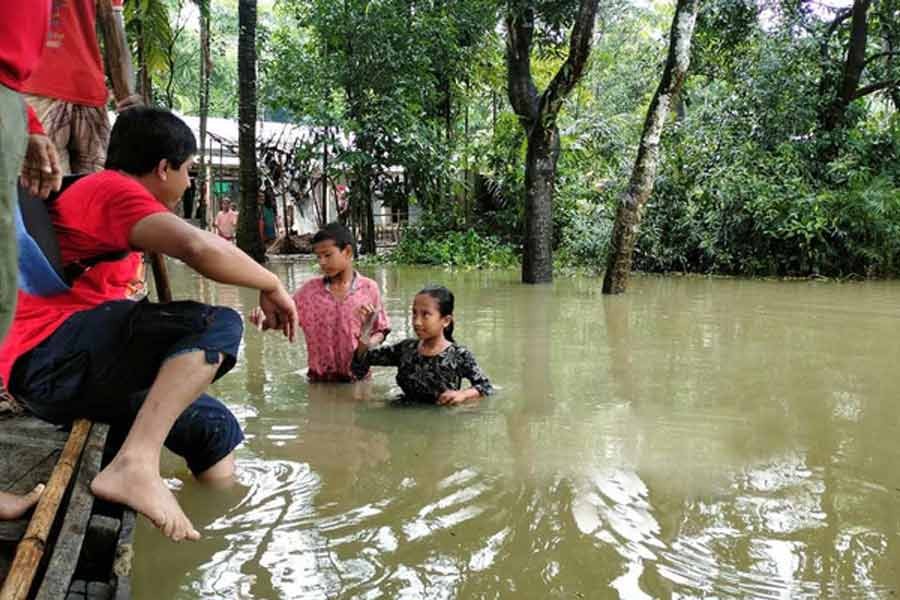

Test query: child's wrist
[264,273,281,293]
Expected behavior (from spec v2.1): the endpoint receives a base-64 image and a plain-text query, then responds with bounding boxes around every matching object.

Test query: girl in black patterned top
[352,286,493,405]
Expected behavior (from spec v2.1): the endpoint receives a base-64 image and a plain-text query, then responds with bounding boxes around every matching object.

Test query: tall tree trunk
[602,0,699,295]
[196,0,211,227]
[364,174,377,255]
[236,0,264,261]
[820,0,871,134]
[321,127,329,226]
[522,125,560,282]
[505,0,599,284]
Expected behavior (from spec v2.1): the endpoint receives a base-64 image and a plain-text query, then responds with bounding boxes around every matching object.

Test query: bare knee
[195,452,235,485]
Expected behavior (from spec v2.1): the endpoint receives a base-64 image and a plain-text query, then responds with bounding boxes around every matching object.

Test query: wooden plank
[0,445,59,495]
[34,423,108,600]
[111,509,135,600]
[0,419,92,600]
[0,523,27,544]
[0,415,68,440]
[0,432,68,449]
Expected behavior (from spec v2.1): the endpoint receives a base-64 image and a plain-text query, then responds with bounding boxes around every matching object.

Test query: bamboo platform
[0,413,135,599]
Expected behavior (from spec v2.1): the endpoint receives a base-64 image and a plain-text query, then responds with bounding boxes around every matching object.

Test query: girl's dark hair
[418,285,455,342]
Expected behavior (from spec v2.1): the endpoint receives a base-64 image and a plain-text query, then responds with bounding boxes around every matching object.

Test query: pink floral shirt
[294,272,391,382]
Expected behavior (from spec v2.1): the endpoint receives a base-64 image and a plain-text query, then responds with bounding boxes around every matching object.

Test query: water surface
[133,262,900,599]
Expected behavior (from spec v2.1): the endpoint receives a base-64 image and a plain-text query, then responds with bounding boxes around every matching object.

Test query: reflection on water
[134,264,900,599]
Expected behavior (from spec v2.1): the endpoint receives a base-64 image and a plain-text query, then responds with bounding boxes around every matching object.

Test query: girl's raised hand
[356,304,378,348]
[249,306,272,331]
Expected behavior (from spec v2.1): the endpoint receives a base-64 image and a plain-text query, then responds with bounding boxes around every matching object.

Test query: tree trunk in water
[321,127,329,227]
[602,0,699,295]
[196,0,211,227]
[236,0,264,262]
[505,0,599,284]
[522,125,559,283]
[363,174,376,255]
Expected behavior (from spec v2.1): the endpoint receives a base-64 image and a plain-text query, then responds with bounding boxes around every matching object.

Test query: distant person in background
[259,191,277,246]
[214,200,238,242]
[22,0,142,176]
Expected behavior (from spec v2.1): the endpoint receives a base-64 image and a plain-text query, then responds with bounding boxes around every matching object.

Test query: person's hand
[437,390,474,406]
[248,306,273,331]
[115,94,143,113]
[258,284,298,342]
[20,134,62,199]
[355,304,378,350]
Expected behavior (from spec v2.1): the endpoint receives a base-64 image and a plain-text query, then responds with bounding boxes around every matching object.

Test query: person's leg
[12,300,244,540]
[69,104,109,173]
[23,94,72,175]
[163,393,244,483]
[0,485,45,520]
[90,350,220,541]
[0,85,28,342]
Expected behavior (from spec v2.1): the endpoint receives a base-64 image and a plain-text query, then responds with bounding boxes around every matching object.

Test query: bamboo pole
[0,419,92,600]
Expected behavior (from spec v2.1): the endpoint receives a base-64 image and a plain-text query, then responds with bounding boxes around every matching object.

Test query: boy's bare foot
[0,484,45,520]
[90,457,200,542]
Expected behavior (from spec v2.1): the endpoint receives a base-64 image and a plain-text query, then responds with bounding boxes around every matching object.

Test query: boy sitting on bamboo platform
[250,223,391,382]
[0,107,298,542]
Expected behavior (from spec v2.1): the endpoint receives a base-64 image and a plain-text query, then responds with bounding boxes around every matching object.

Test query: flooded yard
[133,262,900,599]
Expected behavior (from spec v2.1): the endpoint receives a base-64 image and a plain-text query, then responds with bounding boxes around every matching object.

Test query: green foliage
[637,108,900,277]
[150,0,900,279]
[381,221,519,270]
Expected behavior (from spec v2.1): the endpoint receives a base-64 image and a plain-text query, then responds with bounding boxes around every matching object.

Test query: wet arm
[130,213,280,292]
[351,342,403,379]
[460,349,493,397]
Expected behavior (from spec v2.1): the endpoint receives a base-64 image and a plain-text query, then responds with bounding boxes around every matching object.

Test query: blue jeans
[11,299,245,474]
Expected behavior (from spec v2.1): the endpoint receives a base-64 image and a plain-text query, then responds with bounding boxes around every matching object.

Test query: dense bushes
[381,225,518,269]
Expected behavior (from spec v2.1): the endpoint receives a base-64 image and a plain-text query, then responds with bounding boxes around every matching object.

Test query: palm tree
[123,0,173,103]
[236,0,264,261]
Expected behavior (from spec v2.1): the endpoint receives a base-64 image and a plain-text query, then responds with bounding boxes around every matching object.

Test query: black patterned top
[351,339,493,403]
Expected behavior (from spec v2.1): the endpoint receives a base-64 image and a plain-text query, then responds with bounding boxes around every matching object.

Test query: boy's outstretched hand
[253,286,298,342]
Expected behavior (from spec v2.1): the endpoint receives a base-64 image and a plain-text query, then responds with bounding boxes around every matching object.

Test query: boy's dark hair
[105,107,197,175]
[419,285,455,343]
[312,222,355,255]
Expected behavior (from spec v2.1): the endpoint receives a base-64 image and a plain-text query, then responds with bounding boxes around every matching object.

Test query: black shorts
[11,299,245,474]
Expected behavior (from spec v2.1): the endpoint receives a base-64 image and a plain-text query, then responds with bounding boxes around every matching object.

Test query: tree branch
[819,7,854,65]
[825,7,854,39]
[863,49,900,67]
[539,0,600,123]
[852,78,900,99]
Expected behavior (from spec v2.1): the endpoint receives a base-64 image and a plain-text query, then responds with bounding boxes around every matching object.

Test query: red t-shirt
[0,1,51,92]
[0,171,168,385]
[22,0,108,106]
